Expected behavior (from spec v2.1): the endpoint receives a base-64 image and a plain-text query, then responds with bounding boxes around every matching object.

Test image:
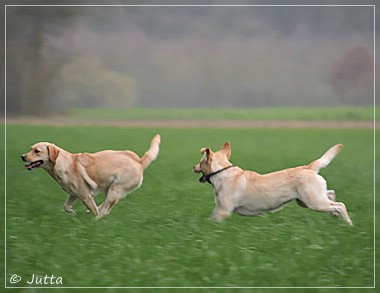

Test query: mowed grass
[68,106,376,121]
[4,125,375,288]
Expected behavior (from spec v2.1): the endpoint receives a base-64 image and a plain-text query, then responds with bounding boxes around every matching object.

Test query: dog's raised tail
[307,144,343,173]
[141,134,161,169]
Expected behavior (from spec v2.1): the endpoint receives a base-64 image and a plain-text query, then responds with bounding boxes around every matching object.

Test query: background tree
[328,45,374,105]
[6,6,82,115]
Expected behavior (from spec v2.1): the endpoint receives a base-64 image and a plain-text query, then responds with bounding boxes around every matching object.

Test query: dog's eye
[34,149,40,154]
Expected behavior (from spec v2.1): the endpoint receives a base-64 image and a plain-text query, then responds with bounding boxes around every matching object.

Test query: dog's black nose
[21,154,26,162]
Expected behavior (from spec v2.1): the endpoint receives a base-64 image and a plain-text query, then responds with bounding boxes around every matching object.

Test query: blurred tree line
[6,6,80,115]
[5,4,375,116]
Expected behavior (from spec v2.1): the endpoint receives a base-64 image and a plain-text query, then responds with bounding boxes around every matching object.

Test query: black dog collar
[199,165,235,184]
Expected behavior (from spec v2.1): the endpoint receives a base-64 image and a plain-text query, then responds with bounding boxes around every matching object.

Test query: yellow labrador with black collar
[193,143,352,225]
[22,135,160,219]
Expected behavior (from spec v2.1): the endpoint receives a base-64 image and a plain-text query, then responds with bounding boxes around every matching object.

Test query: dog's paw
[330,211,340,218]
[210,211,230,222]
[96,213,106,220]
[64,206,75,214]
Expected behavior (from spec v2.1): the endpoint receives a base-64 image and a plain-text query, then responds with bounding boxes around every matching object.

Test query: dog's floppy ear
[200,147,213,163]
[220,142,231,160]
[200,147,209,155]
[47,144,60,163]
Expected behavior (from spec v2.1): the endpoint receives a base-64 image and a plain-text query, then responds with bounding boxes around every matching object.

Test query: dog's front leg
[80,195,99,217]
[210,194,234,221]
[211,207,231,221]
[64,194,77,214]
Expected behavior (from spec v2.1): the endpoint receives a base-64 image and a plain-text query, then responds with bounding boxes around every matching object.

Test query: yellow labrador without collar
[22,134,160,219]
[193,143,352,225]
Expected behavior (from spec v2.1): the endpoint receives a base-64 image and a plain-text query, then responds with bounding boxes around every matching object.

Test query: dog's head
[21,142,60,171]
[193,142,231,183]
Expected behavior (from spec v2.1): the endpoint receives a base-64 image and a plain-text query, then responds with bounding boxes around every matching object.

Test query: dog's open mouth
[24,160,44,171]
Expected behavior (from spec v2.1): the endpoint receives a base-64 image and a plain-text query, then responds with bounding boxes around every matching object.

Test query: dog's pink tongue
[24,163,34,170]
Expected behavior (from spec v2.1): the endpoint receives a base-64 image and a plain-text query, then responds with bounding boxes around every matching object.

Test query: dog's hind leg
[327,201,352,226]
[97,185,126,219]
[326,190,340,217]
[300,191,339,217]
[304,196,352,226]
[98,176,143,219]
[327,190,336,201]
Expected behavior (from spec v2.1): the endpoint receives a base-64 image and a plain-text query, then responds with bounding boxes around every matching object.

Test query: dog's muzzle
[22,155,44,171]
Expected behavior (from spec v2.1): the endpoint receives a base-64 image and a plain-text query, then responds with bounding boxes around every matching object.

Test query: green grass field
[68,106,376,121]
[4,124,376,289]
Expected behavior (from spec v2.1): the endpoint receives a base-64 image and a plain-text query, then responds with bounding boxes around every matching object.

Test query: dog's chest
[50,169,80,194]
